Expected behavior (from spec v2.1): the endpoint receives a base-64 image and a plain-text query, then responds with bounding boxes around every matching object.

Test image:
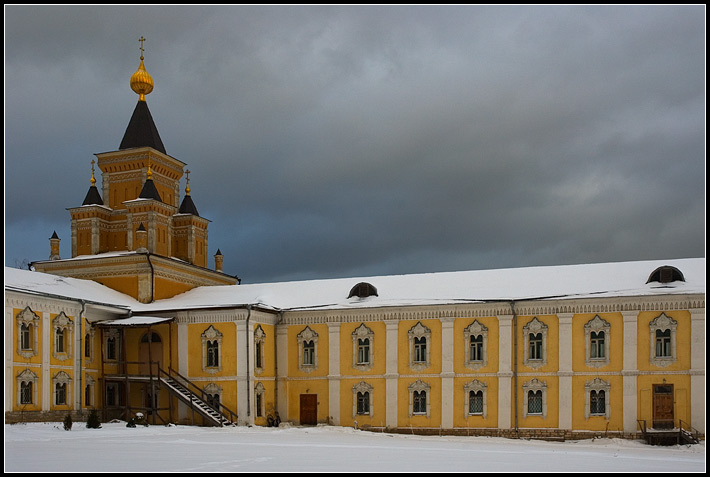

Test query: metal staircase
[158,368,237,427]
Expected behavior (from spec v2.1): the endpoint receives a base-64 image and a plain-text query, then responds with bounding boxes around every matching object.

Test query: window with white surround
[523,378,547,418]
[585,378,611,419]
[52,312,73,360]
[17,369,38,406]
[352,381,374,417]
[523,317,547,369]
[84,323,96,363]
[53,371,72,407]
[16,307,40,358]
[201,325,223,373]
[464,320,488,370]
[104,328,121,361]
[464,379,488,418]
[649,313,677,367]
[408,322,431,370]
[84,374,95,407]
[408,380,431,417]
[297,326,319,372]
[205,382,223,411]
[352,323,374,370]
[254,325,265,374]
[584,315,610,368]
[254,382,265,417]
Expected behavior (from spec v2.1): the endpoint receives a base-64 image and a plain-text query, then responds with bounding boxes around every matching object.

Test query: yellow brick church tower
[32,38,237,302]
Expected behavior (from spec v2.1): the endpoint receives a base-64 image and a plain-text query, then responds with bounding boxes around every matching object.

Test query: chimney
[49,231,61,260]
[214,249,223,272]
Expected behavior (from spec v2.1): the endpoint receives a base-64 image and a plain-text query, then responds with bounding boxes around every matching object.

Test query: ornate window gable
[254,325,266,375]
[649,313,677,367]
[584,377,611,419]
[16,307,40,359]
[352,381,374,417]
[52,312,74,360]
[204,382,223,410]
[201,325,223,373]
[522,378,547,418]
[584,315,610,368]
[464,320,488,370]
[297,326,319,372]
[408,379,431,417]
[464,379,488,418]
[523,317,548,369]
[352,323,374,370]
[52,371,72,407]
[408,321,431,371]
[17,369,39,406]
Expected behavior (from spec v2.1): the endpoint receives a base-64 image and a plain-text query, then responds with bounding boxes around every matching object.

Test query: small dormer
[646,265,685,284]
[348,282,378,299]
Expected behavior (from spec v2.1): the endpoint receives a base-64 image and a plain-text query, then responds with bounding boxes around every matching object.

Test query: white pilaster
[621,311,638,433]
[690,308,705,432]
[498,314,513,429]
[441,318,455,429]
[276,325,289,420]
[385,320,399,428]
[328,322,341,425]
[557,313,574,431]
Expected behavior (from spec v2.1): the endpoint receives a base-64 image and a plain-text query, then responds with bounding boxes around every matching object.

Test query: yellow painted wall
[287,323,329,378]
[516,315,559,373]
[187,322,238,378]
[339,321,387,376]
[637,374,692,425]
[636,310,691,371]
[453,316,499,374]
[516,375,559,429]
[453,376,499,428]
[398,377,441,428]
[571,375,624,431]
[339,378,387,428]
[572,313,624,372]
[398,319,442,374]
[287,379,330,424]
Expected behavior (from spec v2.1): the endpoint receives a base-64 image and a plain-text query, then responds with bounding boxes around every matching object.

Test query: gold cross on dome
[139,36,146,58]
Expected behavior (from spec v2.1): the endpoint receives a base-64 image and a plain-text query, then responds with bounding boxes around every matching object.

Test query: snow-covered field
[4,421,705,472]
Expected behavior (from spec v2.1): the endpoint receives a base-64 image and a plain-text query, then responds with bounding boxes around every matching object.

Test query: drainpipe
[145,253,155,303]
[511,300,518,433]
[78,299,86,416]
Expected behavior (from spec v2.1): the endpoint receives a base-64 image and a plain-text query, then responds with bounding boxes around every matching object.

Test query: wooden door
[653,384,674,429]
[299,394,318,425]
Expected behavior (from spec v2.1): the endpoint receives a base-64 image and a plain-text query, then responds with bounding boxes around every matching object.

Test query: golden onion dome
[130,37,154,101]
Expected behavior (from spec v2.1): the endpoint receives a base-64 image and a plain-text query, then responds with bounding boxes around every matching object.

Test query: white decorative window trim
[254,325,266,375]
[254,382,265,417]
[352,323,374,371]
[104,328,121,361]
[52,312,74,361]
[408,379,431,417]
[352,381,374,418]
[522,378,547,418]
[649,313,677,367]
[16,307,40,359]
[17,369,39,406]
[464,379,488,418]
[408,322,431,371]
[201,325,223,373]
[297,326,319,372]
[464,320,488,370]
[205,382,223,410]
[584,315,610,368]
[84,374,96,407]
[52,371,72,407]
[523,317,548,369]
[584,377,611,419]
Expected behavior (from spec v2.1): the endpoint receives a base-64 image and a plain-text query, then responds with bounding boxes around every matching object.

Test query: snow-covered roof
[5,258,705,314]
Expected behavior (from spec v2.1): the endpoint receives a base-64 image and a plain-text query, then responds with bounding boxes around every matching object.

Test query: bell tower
[33,38,237,302]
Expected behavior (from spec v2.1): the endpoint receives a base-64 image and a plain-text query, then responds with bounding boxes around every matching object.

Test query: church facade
[5,45,705,440]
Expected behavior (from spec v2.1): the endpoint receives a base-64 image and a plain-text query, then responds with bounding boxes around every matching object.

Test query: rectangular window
[21,324,32,350]
[56,328,65,353]
[85,384,91,407]
[256,393,262,417]
[255,341,263,369]
[357,391,370,415]
[413,391,427,414]
[414,337,427,363]
[357,338,370,364]
[20,382,32,404]
[655,329,671,357]
[590,331,605,359]
[529,333,542,360]
[56,383,66,405]
[528,390,542,414]
[590,390,605,415]
[469,391,483,415]
[303,341,315,365]
[207,340,219,367]
[470,335,483,361]
[107,337,117,360]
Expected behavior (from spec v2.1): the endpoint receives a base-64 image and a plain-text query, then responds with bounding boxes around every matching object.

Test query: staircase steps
[159,374,234,427]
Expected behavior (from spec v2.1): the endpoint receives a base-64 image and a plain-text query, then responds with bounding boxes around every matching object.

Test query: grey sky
[4,5,705,283]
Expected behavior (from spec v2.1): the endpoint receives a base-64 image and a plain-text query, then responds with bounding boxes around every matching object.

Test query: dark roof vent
[348,282,378,299]
[646,265,685,284]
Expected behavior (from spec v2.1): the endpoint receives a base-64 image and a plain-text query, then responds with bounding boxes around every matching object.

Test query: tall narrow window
[590,390,605,415]
[356,391,370,415]
[470,335,483,361]
[352,381,374,418]
[254,325,266,375]
[21,381,33,404]
[585,378,611,419]
[52,312,73,360]
[85,333,91,358]
[56,383,67,405]
[522,378,547,418]
[464,380,488,418]
[408,380,431,417]
[21,323,31,350]
[107,337,117,360]
[201,326,223,373]
[357,338,370,364]
[17,307,40,358]
[527,390,543,415]
[303,340,315,365]
[529,333,542,360]
[56,328,65,353]
[655,329,671,358]
[469,390,483,415]
[414,337,427,363]
[207,340,219,367]
[413,391,427,414]
[590,331,605,359]
[352,323,374,370]
[649,313,677,367]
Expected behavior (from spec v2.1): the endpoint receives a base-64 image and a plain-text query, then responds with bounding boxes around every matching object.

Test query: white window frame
[352,323,374,371]
[522,378,547,418]
[464,320,488,370]
[17,369,39,406]
[408,322,431,371]
[408,379,431,417]
[584,315,610,368]
[297,326,319,372]
[584,377,611,419]
[16,307,40,359]
[464,379,488,418]
[201,325,223,373]
[52,312,74,361]
[649,313,677,367]
[352,381,374,418]
[523,317,548,369]
[254,325,266,375]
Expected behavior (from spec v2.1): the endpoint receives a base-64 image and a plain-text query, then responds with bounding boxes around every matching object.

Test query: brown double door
[299,394,318,425]
[652,384,674,429]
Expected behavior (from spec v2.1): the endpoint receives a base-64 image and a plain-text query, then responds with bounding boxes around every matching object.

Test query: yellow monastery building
[4,46,705,442]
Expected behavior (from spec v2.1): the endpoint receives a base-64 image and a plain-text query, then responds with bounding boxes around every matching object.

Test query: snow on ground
[4,422,705,472]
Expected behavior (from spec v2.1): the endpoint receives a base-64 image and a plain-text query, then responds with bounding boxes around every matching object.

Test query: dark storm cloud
[4,5,705,283]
